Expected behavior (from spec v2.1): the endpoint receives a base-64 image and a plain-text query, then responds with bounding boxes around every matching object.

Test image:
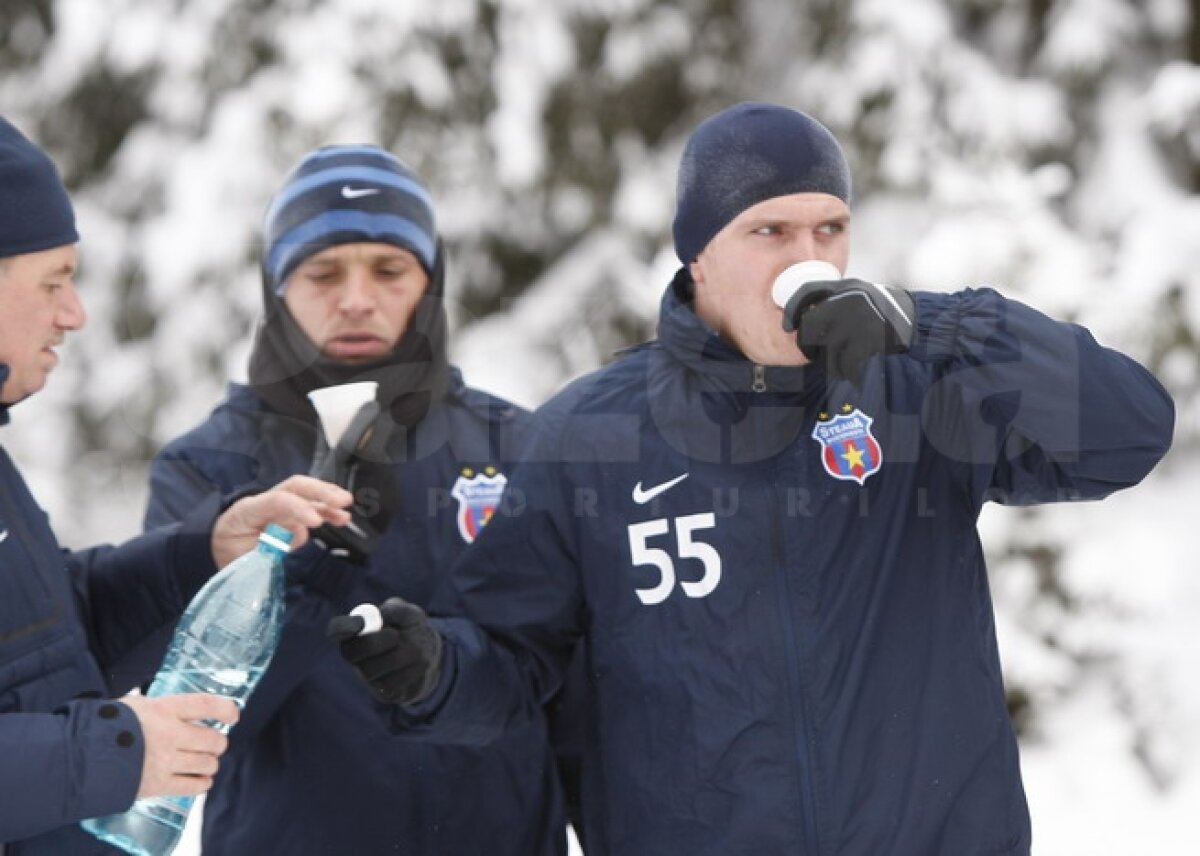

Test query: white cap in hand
[350,603,383,636]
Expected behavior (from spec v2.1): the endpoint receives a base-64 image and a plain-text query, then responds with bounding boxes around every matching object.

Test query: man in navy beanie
[672,100,852,266]
[319,100,1173,855]
[140,144,569,855]
[0,118,355,854]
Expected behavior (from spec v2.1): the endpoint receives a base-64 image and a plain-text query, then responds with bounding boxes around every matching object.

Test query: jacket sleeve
[69,498,220,692]
[0,700,143,841]
[393,411,586,746]
[144,452,227,530]
[908,287,1175,507]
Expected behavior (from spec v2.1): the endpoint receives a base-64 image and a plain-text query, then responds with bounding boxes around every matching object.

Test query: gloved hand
[308,400,396,563]
[782,277,916,387]
[327,598,445,705]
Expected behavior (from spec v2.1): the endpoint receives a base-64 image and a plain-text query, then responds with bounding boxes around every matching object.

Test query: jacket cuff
[285,543,357,603]
[66,698,144,819]
[908,291,965,363]
[400,618,459,720]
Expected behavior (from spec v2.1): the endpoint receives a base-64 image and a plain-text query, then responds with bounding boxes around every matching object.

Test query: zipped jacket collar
[657,266,826,400]
[647,268,830,465]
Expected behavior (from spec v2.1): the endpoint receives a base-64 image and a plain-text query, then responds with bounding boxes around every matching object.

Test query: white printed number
[627,513,722,605]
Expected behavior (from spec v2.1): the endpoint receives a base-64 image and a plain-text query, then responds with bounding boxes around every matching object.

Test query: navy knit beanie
[672,102,851,263]
[0,116,78,259]
[263,145,437,294]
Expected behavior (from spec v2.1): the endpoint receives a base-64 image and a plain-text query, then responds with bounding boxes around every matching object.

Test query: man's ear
[688,258,705,287]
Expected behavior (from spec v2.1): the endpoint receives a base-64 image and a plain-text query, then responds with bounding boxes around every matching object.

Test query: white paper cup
[307,381,379,447]
[771,260,843,309]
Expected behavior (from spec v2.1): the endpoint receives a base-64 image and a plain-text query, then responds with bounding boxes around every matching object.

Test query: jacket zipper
[754,362,820,848]
[770,480,821,854]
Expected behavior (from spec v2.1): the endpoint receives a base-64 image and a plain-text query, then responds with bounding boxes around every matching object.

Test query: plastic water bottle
[81,523,293,856]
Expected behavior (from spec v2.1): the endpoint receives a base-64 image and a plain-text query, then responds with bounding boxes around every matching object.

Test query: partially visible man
[142,145,567,854]
[0,116,352,855]
[330,102,1176,855]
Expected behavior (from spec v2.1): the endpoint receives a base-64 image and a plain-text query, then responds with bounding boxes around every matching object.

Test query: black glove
[782,277,916,387]
[327,597,445,705]
[308,400,396,562]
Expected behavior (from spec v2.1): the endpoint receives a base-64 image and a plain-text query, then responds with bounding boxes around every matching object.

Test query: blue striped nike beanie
[263,145,437,294]
[0,116,78,259]
[672,102,851,264]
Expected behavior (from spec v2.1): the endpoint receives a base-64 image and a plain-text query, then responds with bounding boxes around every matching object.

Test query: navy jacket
[0,368,219,855]
[144,372,566,855]
[404,284,1174,855]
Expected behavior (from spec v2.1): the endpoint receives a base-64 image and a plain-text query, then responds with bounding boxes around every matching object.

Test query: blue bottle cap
[260,523,294,551]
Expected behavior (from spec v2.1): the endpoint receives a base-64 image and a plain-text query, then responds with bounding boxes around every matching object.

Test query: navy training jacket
[0,371,221,855]
[401,283,1175,855]
[142,371,568,855]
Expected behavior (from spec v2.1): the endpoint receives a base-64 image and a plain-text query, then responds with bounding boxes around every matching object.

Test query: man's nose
[788,234,819,260]
[58,281,86,331]
[338,270,377,313]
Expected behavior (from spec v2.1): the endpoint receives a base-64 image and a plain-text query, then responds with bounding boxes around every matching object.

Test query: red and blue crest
[811,408,883,485]
[451,470,508,543]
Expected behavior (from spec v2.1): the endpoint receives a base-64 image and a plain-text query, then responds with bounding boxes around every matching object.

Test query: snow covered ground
[1010,455,1200,854]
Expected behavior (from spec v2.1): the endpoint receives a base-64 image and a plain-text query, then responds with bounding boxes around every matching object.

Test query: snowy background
[2,0,1198,853]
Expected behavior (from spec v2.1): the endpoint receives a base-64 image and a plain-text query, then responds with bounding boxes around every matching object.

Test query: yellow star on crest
[841,403,854,413]
[841,444,865,470]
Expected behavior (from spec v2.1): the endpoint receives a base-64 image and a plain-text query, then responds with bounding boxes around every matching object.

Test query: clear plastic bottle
[81,523,293,856]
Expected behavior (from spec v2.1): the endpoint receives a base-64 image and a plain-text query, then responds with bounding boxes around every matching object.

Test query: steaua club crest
[451,467,508,543]
[811,405,883,486]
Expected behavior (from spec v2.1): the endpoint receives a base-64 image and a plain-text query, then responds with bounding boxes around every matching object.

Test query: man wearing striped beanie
[254,144,445,424]
[140,145,568,855]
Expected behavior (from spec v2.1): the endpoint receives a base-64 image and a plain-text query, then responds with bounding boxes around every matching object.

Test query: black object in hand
[782,277,916,387]
[308,400,396,562]
[327,598,444,705]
